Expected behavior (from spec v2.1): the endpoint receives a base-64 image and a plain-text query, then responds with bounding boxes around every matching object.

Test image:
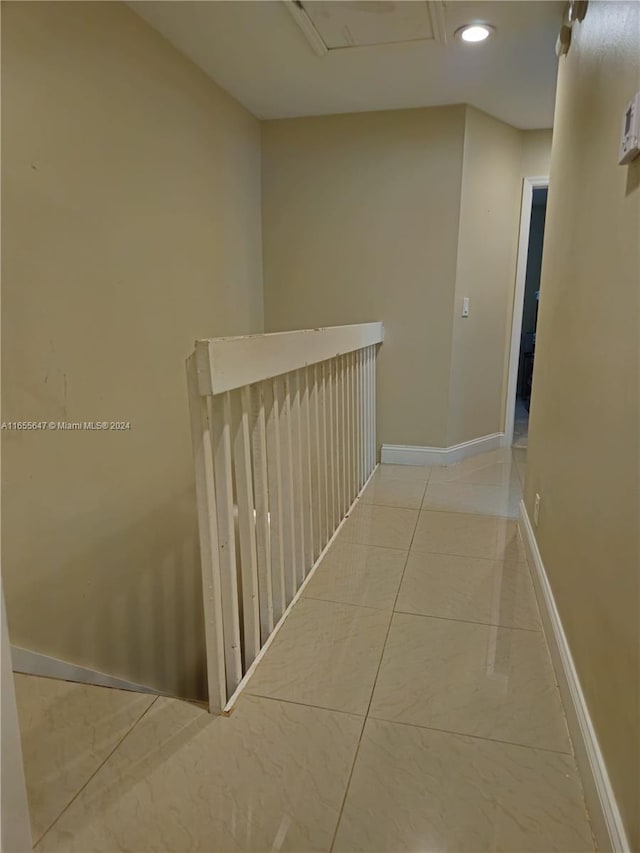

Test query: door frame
[504,175,549,446]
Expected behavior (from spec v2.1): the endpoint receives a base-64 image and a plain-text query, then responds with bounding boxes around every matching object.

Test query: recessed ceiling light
[456,24,494,43]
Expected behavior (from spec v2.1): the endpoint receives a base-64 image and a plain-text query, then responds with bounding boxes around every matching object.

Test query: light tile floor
[16,448,596,852]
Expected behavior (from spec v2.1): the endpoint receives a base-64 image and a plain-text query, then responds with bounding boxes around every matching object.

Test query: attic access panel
[287,1,446,55]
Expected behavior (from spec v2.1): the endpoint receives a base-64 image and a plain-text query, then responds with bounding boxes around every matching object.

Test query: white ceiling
[129,1,563,129]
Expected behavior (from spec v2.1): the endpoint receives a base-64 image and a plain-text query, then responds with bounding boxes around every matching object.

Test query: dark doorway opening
[513,187,548,448]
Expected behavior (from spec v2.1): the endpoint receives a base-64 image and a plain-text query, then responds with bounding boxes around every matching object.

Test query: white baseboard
[11,646,162,696]
[381,432,505,466]
[518,502,630,853]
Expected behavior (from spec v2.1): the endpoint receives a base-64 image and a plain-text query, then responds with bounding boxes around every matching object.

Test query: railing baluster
[327,359,337,533]
[365,346,372,475]
[360,349,368,481]
[372,345,377,469]
[344,354,351,508]
[337,356,343,514]
[212,391,243,695]
[339,356,346,517]
[321,361,330,543]
[233,386,261,668]
[356,350,364,490]
[311,364,323,558]
[266,378,286,622]
[301,368,315,569]
[349,351,355,500]
[279,374,297,602]
[251,382,274,643]
[353,352,359,495]
[186,355,227,713]
[290,371,305,585]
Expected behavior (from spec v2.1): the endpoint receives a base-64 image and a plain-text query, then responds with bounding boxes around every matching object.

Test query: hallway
[16,448,595,852]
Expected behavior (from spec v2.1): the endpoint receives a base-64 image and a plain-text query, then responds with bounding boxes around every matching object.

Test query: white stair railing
[186,323,384,713]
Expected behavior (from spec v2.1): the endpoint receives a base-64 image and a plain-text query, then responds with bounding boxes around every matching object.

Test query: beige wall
[262,107,466,448]
[1,1,263,699]
[263,109,552,451]
[525,2,639,847]
[522,128,554,177]
[448,107,523,445]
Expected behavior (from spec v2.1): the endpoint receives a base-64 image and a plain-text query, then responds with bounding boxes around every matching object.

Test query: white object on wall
[618,91,640,165]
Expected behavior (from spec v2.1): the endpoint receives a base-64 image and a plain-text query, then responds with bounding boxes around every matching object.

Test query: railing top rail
[193,322,383,396]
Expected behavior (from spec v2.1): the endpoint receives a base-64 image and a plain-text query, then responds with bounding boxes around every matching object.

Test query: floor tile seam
[328,542,413,853]
[419,503,521,519]
[366,475,431,489]
[365,713,575,758]
[418,511,523,528]
[405,547,531,567]
[361,516,422,721]
[409,545,529,565]
[426,476,523,489]
[34,694,160,848]
[327,713,368,853]
[390,608,542,633]
[242,690,367,721]
[325,535,409,556]
[344,508,420,550]
[303,594,392,613]
[360,498,424,511]
[298,595,392,615]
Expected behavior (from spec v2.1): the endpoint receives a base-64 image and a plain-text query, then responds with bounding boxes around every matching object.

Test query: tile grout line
[303,594,393,612]
[418,504,521,520]
[420,504,521,519]
[328,503,422,853]
[360,500,426,511]
[391,608,542,633]
[347,537,529,565]
[300,595,542,634]
[246,680,573,760]
[359,466,431,513]
[322,540,410,554]
[242,690,366,720]
[33,694,160,848]
[366,713,575,758]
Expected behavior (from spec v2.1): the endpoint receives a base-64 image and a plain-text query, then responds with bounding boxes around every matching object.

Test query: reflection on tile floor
[368,613,571,752]
[17,448,594,852]
[38,695,363,853]
[246,597,390,715]
[334,719,593,853]
[14,674,154,843]
[395,550,541,629]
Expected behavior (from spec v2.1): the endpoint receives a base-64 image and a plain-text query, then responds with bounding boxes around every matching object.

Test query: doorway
[505,177,549,447]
